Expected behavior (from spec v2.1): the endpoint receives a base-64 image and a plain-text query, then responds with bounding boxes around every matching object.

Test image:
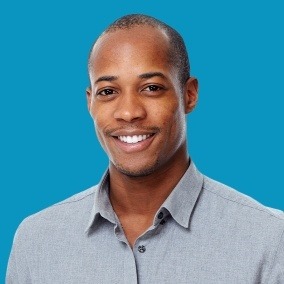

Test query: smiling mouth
[116,134,154,144]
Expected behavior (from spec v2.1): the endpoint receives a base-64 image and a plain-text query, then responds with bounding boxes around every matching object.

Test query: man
[7,14,284,283]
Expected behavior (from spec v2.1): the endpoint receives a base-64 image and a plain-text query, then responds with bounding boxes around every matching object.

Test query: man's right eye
[97,89,116,96]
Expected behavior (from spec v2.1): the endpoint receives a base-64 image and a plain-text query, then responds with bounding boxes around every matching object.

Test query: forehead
[89,26,171,75]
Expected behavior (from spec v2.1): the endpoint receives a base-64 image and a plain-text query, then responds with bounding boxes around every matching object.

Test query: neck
[109,147,190,216]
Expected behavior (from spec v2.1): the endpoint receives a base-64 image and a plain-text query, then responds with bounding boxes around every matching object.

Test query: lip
[110,129,156,136]
[111,133,156,153]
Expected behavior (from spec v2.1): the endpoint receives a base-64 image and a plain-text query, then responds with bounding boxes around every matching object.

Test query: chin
[114,160,160,178]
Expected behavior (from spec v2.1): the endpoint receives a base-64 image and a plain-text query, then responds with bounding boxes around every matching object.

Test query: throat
[116,212,154,248]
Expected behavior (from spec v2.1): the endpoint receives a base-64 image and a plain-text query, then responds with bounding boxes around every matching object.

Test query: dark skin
[108,150,190,247]
[87,26,198,247]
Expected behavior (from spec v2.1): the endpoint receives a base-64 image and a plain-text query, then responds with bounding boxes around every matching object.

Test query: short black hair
[88,14,190,87]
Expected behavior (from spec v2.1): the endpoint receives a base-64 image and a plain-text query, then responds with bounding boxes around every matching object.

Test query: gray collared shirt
[6,163,284,283]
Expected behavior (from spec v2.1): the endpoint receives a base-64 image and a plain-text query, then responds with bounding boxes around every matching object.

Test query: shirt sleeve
[267,228,284,284]
[6,222,32,284]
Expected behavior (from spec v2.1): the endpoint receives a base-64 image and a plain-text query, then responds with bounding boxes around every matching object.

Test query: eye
[97,88,117,96]
[143,85,163,92]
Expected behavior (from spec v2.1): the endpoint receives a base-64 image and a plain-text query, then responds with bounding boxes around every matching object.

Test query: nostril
[114,113,146,122]
[113,98,147,122]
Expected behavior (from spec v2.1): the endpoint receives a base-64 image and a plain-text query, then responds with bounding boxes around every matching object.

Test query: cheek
[163,103,186,144]
[156,99,183,129]
[90,106,109,146]
[91,103,110,130]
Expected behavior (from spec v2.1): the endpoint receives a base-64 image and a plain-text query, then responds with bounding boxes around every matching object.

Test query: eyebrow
[94,72,167,84]
[95,75,118,84]
[138,72,167,80]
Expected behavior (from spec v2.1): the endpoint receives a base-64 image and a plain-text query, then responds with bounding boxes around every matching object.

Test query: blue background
[1,0,283,280]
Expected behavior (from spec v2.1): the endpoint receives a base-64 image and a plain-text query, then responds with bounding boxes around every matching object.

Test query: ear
[86,87,92,112]
[184,77,198,114]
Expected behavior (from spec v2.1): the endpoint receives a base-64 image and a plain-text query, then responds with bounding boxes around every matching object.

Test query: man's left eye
[143,85,162,92]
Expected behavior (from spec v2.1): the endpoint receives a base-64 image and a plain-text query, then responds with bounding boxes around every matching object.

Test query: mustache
[105,125,161,136]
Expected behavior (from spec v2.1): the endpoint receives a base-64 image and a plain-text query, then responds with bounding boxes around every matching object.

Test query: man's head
[87,14,198,177]
[88,14,190,90]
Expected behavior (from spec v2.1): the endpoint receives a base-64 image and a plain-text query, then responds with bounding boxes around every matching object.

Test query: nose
[113,92,147,122]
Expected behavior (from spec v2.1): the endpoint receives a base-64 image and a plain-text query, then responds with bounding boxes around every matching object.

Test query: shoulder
[199,175,284,268]
[202,175,284,223]
[15,185,98,238]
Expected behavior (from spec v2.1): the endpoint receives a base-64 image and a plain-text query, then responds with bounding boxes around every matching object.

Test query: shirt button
[138,245,146,253]
[158,212,164,219]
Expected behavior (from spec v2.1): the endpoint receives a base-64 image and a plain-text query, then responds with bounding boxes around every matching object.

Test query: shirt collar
[85,170,116,233]
[86,161,204,233]
[155,162,204,228]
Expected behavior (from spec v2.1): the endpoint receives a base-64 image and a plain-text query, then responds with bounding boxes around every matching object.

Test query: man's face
[87,26,195,177]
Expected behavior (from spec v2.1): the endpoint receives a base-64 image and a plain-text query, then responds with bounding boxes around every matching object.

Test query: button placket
[134,215,166,254]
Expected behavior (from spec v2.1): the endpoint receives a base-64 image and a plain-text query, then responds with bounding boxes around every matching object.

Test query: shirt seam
[204,186,284,221]
[49,190,95,208]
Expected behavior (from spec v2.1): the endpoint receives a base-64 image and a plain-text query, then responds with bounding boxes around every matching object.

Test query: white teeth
[118,134,151,144]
